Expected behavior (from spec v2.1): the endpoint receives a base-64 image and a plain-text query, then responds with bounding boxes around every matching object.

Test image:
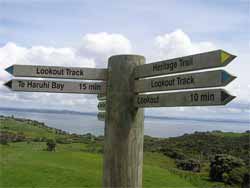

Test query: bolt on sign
[4,49,237,188]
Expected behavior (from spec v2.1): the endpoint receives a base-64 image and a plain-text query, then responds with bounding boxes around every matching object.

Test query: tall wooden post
[103,55,145,188]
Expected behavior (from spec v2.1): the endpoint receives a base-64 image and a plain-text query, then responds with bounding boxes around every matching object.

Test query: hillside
[1,116,249,188]
[144,131,250,165]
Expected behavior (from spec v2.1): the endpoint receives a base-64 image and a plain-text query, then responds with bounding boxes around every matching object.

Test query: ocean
[0,109,249,138]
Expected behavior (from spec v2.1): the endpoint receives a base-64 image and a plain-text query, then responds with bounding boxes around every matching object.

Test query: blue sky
[0,0,249,122]
[0,0,248,47]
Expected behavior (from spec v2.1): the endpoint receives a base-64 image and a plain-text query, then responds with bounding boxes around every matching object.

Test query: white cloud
[154,29,216,60]
[146,29,249,121]
[0,42,95,83]
[0,32,132,111]
[0,30,248,121]
[78,32,132,66]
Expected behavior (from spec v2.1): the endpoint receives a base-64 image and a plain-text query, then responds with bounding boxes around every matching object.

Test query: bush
[242,172,250,188]
[176,159,201,172]
[13,132,26,142]
[227,167,247,185]
[0,137,8,145]
[209,154,246,185]
[160,148,186,160]
[46,139,56,151]
[85,143,103,153]
[32,137,41,142]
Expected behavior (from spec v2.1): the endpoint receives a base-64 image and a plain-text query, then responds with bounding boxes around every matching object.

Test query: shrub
[227,167,247,185]
[209,154,246,185]
[46,139,56,151]
[160,148,186,160]
[13,132,26,142]
[176,159,201,172]
[242,172,250,188]
[32,137,41,142]
[0,137,8,145]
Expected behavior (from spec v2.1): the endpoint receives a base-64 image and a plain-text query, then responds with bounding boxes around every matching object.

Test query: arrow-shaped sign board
[97,93,107,101]
[134,89,235,108]
[134,70,236,93]
[4,79,106,94]
[98,101,106,111]
[134,50,236,78]
[5,65,107,80]
[97,112,106,121]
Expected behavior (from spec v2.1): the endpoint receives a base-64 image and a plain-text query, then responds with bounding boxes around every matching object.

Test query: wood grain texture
[103,55,145,188]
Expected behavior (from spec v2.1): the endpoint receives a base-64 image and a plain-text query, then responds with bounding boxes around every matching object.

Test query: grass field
[0,117,231,188]
[1,142,197,188]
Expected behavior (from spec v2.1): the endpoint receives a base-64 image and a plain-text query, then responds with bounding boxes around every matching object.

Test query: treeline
[144,131,250,165]
[144,131,250,187]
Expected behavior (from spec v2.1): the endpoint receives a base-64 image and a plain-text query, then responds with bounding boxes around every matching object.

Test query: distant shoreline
[0,106,249,124]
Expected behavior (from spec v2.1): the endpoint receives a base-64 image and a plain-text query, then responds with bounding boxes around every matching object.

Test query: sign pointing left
[5,65,107,80]
[4,79,106,94]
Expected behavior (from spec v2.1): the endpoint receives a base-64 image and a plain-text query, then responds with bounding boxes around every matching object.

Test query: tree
[176,159,201,172]
[209,154,246,185]
[242,172,250,188]
[46,139,56,151]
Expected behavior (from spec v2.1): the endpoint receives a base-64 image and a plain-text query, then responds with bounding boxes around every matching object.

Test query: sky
[0,0,249,122]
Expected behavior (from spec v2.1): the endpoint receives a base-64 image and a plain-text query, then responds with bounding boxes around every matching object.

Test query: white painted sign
[134,89,235,108]
[5,65,107,80]
[98,101,106,111]
[97,112,106,121]
[4,79,106,94]
[134,70,236,93]
[134,50,236,78]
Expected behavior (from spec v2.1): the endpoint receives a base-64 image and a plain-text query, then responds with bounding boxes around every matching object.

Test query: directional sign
[5,65,107,80]
[134,89,235,108]
[134,70,236,93]
[97,112,106,121]
[98,101,106,111]
[97,93,107,101]
[134,50,236,78]
[4,79,106,94]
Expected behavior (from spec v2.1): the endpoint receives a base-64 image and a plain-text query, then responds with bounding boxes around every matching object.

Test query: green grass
[0,118,58,139]
[210,131,248,138]
[1,142,197,188]
[0,117,233,188]
[1,142,102,188]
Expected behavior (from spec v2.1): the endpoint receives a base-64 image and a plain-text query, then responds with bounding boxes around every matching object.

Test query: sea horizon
[0,107,249,138]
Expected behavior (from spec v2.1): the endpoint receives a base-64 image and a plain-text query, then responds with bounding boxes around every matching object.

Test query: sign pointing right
[134,89,235,108]
[134,50,236,78]
[134,70,236,93]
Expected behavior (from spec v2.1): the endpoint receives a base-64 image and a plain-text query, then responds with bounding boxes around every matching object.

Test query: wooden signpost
[5,65,107,80]
[134,50,235,78]
[4,49,236,188]
[97,112,106,121]
[4,79,106,94]
[134,70,236,93]
[98,101,106,111]
[97,94,106,121]
[135,89,235,108]
[97,93,107,101]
